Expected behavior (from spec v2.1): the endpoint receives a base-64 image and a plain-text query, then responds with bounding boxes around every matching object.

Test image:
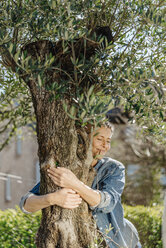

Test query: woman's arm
[47,167,101,207]
[47,162,125,213]
[21,188,82,213]
[90,163,125,213]
[23,193,52,213]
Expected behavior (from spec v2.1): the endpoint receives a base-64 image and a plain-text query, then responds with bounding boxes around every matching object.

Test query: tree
[0,0,165,247]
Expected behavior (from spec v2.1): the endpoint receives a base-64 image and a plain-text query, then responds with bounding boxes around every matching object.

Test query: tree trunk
[28,87,97,248]
[4,38,100,247]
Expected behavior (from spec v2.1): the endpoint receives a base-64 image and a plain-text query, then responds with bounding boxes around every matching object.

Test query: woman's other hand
[23,188,82,213]
[47,167,80,190]
[49,188,82,209]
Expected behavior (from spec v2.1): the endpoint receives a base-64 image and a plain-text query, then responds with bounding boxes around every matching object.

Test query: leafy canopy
[0,0,166,149]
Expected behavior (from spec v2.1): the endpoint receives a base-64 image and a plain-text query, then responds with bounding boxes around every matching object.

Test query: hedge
[124,205,163,248]
[0,205,163,248]
[0,207,40,248]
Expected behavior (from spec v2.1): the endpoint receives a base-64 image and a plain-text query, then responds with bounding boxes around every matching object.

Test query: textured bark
[20,40,98,248]
[33,97,97,248]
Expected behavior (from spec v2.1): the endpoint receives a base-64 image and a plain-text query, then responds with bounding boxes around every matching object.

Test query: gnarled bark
[32,97,97,248]
[23,39,99,247]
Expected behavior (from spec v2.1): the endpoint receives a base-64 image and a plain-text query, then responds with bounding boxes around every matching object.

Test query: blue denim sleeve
[90,164,125,213]
[29,182,40,195]
[19,182,40,214]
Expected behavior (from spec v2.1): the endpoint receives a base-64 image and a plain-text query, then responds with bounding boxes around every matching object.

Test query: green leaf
[63,102,68,112]
[80,110,86,119]
[51,0,56,9]
[70,105,76,116]
[38,74,42,87]
[8,43,13,53]
[87,85,95,99]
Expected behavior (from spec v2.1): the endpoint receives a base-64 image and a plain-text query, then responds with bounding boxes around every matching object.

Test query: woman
[20,124,141,248]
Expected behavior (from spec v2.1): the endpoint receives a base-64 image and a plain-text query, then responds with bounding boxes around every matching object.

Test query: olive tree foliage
[0,0,165,146]
[0,67,34,149]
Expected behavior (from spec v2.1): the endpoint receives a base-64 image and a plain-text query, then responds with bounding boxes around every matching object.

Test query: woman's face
[92,126,112,160]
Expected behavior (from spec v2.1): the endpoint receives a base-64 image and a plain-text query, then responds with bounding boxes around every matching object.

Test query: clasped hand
[47,167,80,191]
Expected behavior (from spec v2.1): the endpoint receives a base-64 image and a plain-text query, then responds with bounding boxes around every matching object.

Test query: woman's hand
[24,188,82,212]
[47,167,81,190]
[49,188,82,209]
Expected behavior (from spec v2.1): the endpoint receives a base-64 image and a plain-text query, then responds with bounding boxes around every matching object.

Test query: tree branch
[109,0,120,26]
[0,45,18,72]
[0,119,13,134]
[0,44,26,76]
[13,27,19,44]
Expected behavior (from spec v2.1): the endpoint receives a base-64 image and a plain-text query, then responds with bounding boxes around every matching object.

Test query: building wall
[0,131,38,210]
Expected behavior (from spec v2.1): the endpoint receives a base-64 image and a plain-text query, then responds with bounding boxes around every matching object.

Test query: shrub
[0,207,41,248]
[124,205,163,248]
[0,205,163,247]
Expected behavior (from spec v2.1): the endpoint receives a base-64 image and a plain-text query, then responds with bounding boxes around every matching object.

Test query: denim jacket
[19,157,140,248]
[90,157,139,248]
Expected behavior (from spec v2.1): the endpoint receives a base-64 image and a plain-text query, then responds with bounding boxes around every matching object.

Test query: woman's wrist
[73,181,101,207]
[47,192,57,206]
[73,180,84,193]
